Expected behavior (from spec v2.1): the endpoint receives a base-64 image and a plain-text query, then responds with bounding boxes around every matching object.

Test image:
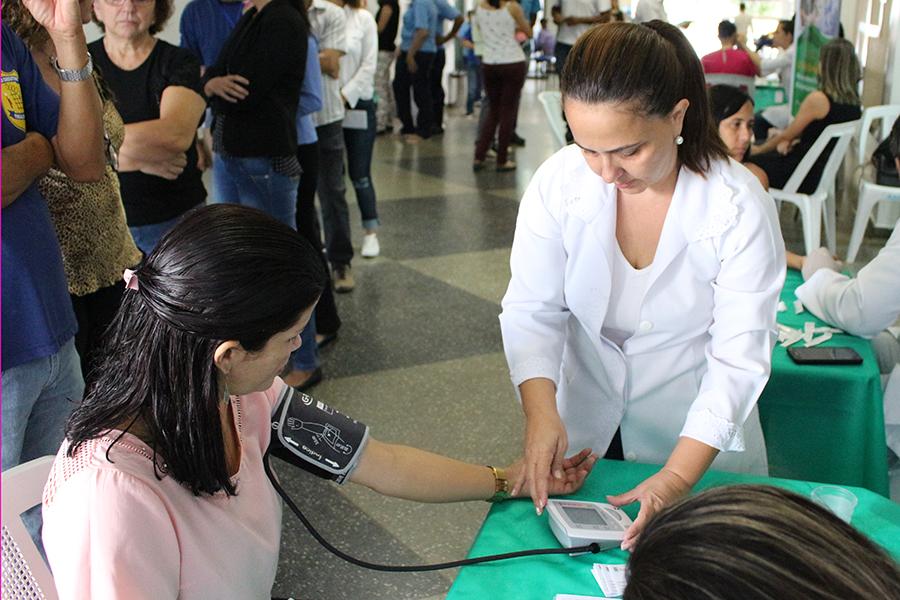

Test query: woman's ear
[670,98,690,133]
[214,341,245,376]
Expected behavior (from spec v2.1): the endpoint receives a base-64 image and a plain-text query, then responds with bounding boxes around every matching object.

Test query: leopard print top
[39,99,142,296]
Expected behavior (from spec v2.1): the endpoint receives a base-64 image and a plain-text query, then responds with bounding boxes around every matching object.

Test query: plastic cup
[811,485,858,523]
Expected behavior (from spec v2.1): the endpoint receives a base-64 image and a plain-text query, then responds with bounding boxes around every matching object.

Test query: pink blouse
[42,380,287,599]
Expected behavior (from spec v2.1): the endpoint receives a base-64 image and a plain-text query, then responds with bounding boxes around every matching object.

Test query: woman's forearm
[350,439,496,502]
[663,437,718,487]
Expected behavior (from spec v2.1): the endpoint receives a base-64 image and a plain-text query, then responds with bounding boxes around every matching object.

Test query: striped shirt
[310,0,347,127]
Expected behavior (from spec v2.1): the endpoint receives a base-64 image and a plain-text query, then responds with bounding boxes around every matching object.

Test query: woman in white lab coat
[500,20,785,549]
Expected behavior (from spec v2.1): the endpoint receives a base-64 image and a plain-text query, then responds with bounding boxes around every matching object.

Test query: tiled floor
[270,79,897,599]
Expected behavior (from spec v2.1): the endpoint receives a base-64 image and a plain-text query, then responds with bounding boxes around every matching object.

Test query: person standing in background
[4,0,143,377]
[337,0,382,259]
[309,0,356,292]
[90,0,207,255]
[700,20,759,78]
[393,0,438,142]
[459,10,483,116]
[734,2,752,39]
[374,0,399,133]
[2,0,105,541]
[428,0,463,135]
[549,0,609,74]
[179,0,244,172]
[633,0,666,22]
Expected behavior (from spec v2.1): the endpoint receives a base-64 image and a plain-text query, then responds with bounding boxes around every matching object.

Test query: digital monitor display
[562,506,610,527]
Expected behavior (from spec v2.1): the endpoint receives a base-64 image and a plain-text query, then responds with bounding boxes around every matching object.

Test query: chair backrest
[856,104,900,166]
[538,90,567,150]
[704,73,756,97]
[781,120,860,195]
[2,456,57,600]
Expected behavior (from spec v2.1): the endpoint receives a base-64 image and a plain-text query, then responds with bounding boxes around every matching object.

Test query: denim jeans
[316,121,354,267]
[2,337,82,471]
[343,98,379,231]
[129,213,184,256]
[213,154,318,371]
[212,155,299,229]
[465,61,483,115]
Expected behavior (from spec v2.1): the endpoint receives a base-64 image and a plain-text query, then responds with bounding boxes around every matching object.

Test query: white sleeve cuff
[510,356,560,388]
[680,408,745,452]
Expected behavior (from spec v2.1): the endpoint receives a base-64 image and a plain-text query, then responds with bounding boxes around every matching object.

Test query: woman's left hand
[606,468,692,552]
[23,0,83,39]
[507,448,598,499]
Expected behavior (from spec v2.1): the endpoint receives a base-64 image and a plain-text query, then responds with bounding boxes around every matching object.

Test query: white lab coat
[795,221,900,454]
[500,146,786,475]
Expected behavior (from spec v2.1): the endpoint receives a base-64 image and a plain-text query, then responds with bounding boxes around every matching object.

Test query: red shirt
[701,48,760,78]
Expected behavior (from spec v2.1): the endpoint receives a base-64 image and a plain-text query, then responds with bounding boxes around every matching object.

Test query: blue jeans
[343,99,379,231]
[129,214,184,256]
[2,337,82,560]
[212,154,318,371]
[2,337,83,471]
[212,155,299,228]
[465,61,483,115]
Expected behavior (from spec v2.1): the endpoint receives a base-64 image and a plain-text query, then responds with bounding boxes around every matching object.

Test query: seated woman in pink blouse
[41,204,596,599]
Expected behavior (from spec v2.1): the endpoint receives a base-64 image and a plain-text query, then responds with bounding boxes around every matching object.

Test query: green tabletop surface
[447,460,900,600]
[759,269,888,495]
[753,81,787,112]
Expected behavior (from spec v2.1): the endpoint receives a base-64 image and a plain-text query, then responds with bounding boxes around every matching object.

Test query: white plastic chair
[769,120,860,255]
[2,456,57,600]
[846,104,900,262]
[538,91,567,150]
[704,73,756,97]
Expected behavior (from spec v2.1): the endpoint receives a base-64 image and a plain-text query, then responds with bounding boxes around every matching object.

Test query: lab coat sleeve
[499,163,570,389]
[680,189,785,452]
[795,224,900,338]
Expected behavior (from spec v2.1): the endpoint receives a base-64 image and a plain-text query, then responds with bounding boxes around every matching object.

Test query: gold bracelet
[486,465,510,503]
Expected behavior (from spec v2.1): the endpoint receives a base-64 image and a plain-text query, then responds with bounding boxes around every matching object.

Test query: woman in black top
[748,39,861,193]
[374,0,399,133]
[90,0,207,255]
[203,0,317,390]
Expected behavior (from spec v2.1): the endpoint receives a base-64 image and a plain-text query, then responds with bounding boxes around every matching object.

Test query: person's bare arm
[25,0,105,182]
[1,132,54,207]
[751,91,829,155]
[571,9,609,25]
[118,86,206,163]
[376,4,393,33]
[405,28,430,73]
[319,48,343,79]
[508,2,533,36]
[436,14,465,45]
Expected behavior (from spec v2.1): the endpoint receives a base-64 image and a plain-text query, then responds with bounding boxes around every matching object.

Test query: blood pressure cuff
[269,385,369,484]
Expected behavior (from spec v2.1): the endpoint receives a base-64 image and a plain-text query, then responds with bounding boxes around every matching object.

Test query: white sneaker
[361,233,380,258]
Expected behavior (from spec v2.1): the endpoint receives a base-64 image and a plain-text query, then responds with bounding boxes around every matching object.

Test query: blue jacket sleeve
[298,37,323,117]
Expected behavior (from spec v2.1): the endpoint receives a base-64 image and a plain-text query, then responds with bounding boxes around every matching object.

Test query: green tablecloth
[753,82,787,112]
[759,269,888,495]
[447,460,900,600]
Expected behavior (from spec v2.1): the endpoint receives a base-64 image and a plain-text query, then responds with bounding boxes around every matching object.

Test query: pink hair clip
[123,268,139,291]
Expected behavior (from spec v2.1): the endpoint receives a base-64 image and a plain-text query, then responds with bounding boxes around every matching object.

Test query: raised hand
[22,0,83,40]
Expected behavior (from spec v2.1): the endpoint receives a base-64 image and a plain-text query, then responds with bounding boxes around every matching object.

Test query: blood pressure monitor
[546,499,633,549]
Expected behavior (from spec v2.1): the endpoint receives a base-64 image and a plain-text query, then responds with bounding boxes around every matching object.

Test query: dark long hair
[561,21,729,175]
[65,204,325,496]
[625,485,900,600]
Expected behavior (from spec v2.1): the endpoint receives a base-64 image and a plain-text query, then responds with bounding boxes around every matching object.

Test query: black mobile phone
[787,346,863,365]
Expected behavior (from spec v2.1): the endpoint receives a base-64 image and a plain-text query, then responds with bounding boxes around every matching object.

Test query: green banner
[791,0,842,114]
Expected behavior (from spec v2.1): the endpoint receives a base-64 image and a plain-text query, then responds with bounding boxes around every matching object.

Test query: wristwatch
[486,465,510,503]
[53,52,93,82]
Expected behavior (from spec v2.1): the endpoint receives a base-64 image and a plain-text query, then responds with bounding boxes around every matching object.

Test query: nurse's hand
[508,448,598,499]
[606,468,692,552]
[517,410,569,514]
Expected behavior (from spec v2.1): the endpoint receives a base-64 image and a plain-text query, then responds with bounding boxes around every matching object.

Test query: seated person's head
[818,38,861,106]
[708,85,754,162]
[66,204,325,495]
[890,115,900,173]
[717,20,737,45]
[624,485,900,600]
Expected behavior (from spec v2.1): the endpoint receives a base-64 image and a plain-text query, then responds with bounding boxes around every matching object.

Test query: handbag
[872,137,900,187]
